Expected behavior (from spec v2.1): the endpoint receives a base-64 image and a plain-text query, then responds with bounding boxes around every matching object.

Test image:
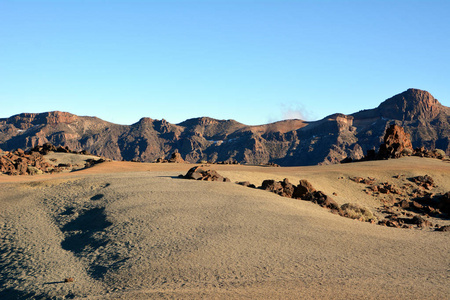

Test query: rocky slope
[1,89,449,166]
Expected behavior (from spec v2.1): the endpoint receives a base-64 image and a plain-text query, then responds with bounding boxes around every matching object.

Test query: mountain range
[1,88,449,166]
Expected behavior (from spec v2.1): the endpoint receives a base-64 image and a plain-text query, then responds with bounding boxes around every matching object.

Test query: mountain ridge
[1,89,449,166]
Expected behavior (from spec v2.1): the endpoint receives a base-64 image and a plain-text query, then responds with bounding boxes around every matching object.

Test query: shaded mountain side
[352,88,450,156]
[1,89,449,166]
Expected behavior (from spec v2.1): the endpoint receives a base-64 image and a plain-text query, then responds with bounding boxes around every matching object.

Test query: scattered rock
[350,176,376,185]
[265,162,280,167]
[0,143,108,175]
[0,148,55,175]
[413,147,447,159]
[409,175,435,190]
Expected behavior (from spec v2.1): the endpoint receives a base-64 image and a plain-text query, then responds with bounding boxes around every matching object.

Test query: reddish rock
[386,220,400,228]
[411,201,424,210]
[369,185,379,192]
[377,125,414,159]
[350,177,364,183]
[398,200,410,209]
[281,178,295,198]
[411,216,432,227]
[260,179,283,194]
[255,178,338,211]
[410,175,435,190]
[259,178,295,197]
[0,147,59,175]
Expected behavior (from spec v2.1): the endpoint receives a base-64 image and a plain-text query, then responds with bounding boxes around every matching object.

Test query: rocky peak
[178,117,224,128]
[329,114,354,127]
[178,117,244,138]
[44,111,78,125]
[137,117,154,124]
[377,89,443,120]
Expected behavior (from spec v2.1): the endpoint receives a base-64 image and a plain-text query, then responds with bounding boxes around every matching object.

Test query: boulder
[309,191,339,210]
[411,216,432,227]
[260,178,295,198]
[398,200,410,209]
[292,180,316,199]
[260,180,283,194]
[183,166,230,182]
[281,178,295,198]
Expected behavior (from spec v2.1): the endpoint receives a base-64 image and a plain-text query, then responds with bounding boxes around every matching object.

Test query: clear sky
[1,0,449,125]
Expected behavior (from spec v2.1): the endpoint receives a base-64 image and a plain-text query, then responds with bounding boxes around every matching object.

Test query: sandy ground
[0,157,449,299]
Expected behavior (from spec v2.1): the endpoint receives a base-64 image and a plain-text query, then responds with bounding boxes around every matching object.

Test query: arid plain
[1,155,449,299]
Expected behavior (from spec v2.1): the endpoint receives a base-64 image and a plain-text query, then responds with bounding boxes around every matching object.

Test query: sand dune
[0,157,449,299]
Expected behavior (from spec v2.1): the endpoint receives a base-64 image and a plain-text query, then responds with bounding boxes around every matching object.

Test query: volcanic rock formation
[1,89,449,166]
[183,166,230,182]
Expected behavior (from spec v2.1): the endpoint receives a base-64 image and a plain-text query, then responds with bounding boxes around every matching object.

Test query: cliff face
[1,89,449,166]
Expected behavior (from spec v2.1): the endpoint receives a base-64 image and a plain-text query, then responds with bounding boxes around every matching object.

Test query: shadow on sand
[60,207,112,279]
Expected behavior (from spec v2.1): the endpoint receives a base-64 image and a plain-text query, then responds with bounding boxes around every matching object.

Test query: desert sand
[1,156,449,299]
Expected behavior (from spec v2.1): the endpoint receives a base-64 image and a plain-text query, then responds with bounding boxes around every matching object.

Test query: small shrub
[340,203,377,222]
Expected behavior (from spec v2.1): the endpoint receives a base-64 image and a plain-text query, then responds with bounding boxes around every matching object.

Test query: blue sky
[1,0,449,125]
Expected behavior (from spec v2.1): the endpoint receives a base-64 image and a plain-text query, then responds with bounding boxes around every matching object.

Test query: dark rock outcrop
[183,166,230,182]
[257,178,339,211]
[377,125,413,159]
[236,181,256,188]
